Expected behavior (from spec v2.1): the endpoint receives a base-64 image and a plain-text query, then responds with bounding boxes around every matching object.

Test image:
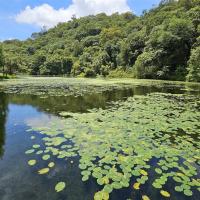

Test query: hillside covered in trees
[0,0,200,82]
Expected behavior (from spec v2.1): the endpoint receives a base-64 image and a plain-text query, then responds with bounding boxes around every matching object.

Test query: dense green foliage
[1,0,200,81]
[0,45,4,75]
[187,46,200,82]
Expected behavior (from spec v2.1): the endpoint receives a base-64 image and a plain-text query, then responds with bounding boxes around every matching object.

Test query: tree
[178,0,193,10]
[104,41,120,69]
[100,27,123,44]
[30,52,46,75]
[119,31,145,67]
[41,54,73,75]
[134,51,159,79]
[0,45,4,76]
[143,17,195,80]
[62,57,73,75]
[4,56,19,75]
[187,46,200,82]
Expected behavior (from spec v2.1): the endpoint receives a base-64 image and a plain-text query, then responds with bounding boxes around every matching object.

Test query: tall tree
[0,45,4,76]
[187,46,200,82]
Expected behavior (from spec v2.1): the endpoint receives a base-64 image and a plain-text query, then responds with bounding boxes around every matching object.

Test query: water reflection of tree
[7,86,165,115]
[8,88,136,114]
[0,93,8,158]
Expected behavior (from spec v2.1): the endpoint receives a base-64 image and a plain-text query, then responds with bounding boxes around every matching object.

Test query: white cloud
[15,0,131,28]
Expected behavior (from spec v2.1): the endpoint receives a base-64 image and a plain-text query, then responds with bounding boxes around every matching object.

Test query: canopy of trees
[1,0,200,82]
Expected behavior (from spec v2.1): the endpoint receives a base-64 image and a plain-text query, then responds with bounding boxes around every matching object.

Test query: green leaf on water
[25,149,35,154]
[152,182,162,189]
[94,190,109,200]
[55,182,66,192]
[33,144,40,149]
[42,155,50,160]
[142,195,150,200]
[183,189,193,196]
[28,160,36,166]
[48,162,55,168]
[160,190,170,198]
[175,185,183,192]
[36,150,43,155]
[82,175,89,182]
[38,168,49,175]
[155,168,162,174]
[133,182,140,190]
[103,185,113,193]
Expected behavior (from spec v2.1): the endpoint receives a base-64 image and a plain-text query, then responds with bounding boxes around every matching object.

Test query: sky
[0,0,161,41]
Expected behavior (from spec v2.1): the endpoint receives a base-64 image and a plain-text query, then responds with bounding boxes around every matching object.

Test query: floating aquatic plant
[25,93,200,199]
[48,162,55,168]
[142,195,150,200]
[55,182,66,192]
[28,160,36,166]
[94,191,109,200]
[38,168,49,175]
[33,144,40,149]
[42,155,50,161]
[160,190,170,197]
[25,149,35,154]
[133,182,140,190]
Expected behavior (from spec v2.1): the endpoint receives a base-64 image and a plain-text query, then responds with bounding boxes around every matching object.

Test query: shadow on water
[0,83,199,200]
[4,84,199,115]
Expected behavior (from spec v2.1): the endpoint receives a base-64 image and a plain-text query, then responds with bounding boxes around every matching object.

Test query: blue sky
[0,0,161,41]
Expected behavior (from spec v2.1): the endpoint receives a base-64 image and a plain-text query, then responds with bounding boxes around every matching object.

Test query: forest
[0,0,199,82]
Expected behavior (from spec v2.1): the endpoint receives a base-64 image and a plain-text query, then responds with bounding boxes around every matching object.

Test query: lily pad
[28,160,37,166]
[42,155,50,161]
[184,189,193,196]
[25,149,35,154]
[48,162,55,168]
[33,144,40,149]
[94,191,109,200]
[155,168,162,174]
[25,92,200,199]
[160,190,170,197]
[142,195,150,200]
[133,182,140,190]
[55,182,66,192]
[38,168,49,175]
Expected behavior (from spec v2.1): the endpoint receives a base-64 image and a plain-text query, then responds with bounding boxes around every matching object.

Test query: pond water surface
[0,83,199,200]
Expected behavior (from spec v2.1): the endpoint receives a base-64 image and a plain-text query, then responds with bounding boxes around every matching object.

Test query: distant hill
[1,0,200,82]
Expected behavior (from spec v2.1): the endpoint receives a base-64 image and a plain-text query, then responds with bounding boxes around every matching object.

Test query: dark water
[0,84,199,200]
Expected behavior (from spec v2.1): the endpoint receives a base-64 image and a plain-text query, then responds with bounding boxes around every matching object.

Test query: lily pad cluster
[25,93,200,199]
[2,77,198,97]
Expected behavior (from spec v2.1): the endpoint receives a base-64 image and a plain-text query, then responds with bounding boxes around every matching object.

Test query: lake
[0,78,199,200]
